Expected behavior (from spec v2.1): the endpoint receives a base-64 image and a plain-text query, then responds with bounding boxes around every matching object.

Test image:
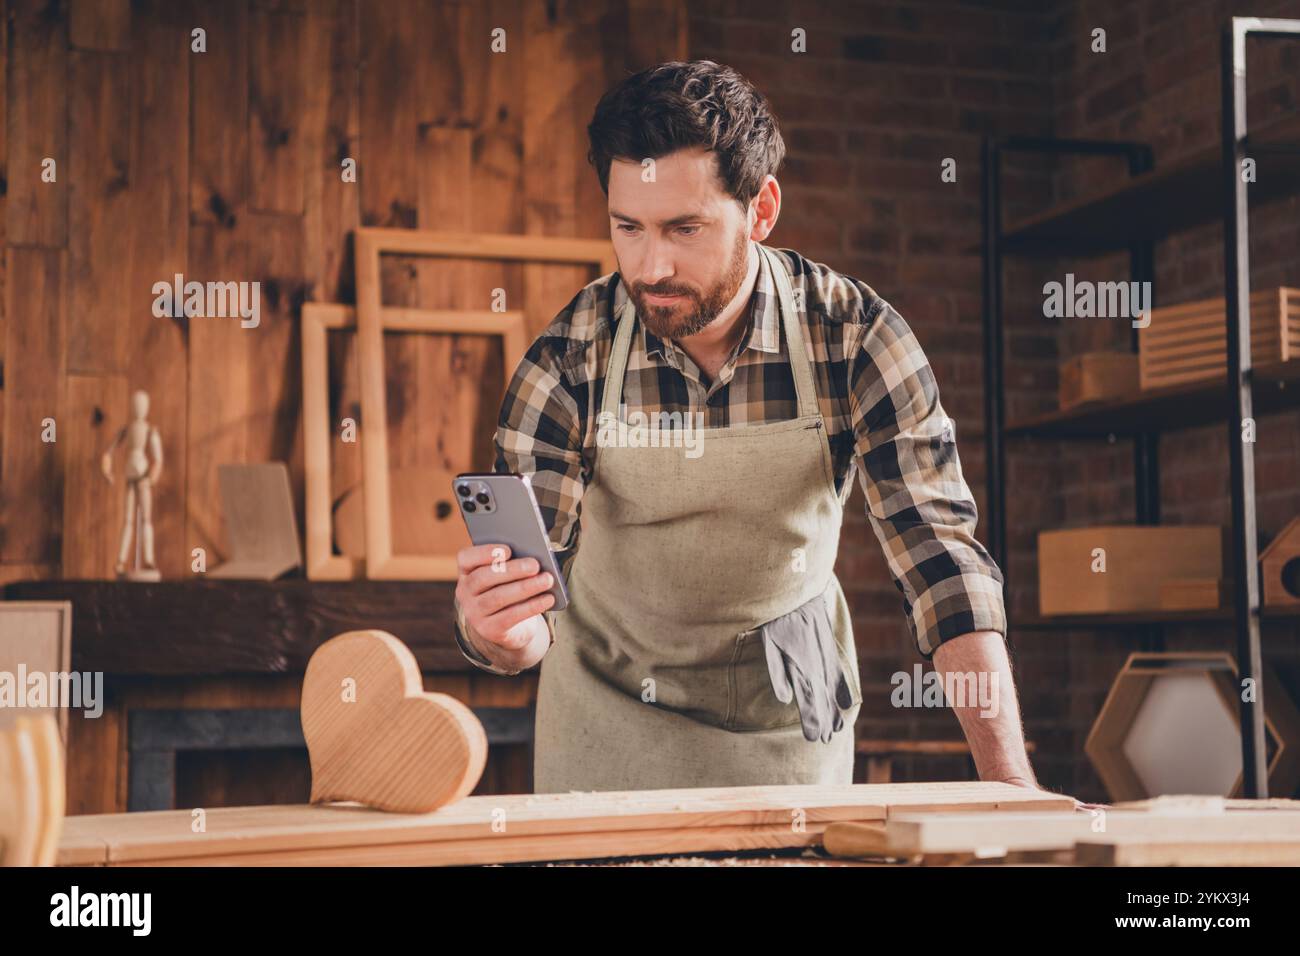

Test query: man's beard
[632,230,751,340]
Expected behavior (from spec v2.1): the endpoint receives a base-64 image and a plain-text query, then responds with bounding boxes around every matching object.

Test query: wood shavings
[1113,795,1226,815]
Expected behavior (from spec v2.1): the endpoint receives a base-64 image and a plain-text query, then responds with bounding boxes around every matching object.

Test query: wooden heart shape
[302,630,487,813]
[0,713,64,866]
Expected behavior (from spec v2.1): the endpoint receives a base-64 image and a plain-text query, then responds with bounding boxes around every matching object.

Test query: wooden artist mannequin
[100,389,163,580]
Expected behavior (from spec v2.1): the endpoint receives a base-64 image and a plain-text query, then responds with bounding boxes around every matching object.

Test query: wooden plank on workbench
[59,830,111,866]
[1075,838,1300,866]
[111,823,818,867]
[879,808,1300,856]
[58,782,1074,866]
[1113,795,1300,811]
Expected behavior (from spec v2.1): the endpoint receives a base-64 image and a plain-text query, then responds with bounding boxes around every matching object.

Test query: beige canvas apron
[533,243,862,793]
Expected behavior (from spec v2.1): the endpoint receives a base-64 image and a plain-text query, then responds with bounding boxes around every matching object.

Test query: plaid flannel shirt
[454,244,1007,669]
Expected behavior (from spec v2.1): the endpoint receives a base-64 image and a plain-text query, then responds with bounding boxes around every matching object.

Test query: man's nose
[639,239,678,287]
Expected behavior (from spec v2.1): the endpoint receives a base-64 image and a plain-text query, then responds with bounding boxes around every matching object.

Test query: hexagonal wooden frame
[1085,651,1300,801]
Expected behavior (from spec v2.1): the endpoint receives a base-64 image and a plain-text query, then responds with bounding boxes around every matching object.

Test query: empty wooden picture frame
[302,301,531,580]
[0,601,73,745]
[302,303,359,580]
[354,228,617,580]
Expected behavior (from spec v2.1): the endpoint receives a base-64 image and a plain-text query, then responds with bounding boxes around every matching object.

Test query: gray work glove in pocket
[759,593,855,743]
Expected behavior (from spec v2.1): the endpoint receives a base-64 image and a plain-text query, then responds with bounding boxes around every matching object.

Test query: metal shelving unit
[980,17,1300,798]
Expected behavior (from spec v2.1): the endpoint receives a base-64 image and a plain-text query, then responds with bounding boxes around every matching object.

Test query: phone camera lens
[463,500,476,513]
[475,492,490,505]
[456,484,471,497]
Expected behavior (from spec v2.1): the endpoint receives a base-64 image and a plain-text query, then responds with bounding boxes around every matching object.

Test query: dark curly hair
[586,60,786,210]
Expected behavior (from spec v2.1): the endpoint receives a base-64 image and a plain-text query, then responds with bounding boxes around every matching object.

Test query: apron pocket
[728,591,857,735]
[728,626,805,732]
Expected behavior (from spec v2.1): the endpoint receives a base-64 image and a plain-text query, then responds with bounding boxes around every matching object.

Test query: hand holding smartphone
[452,474,568,665]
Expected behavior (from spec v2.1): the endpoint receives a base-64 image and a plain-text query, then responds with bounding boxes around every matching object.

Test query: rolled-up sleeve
[493,336,588,554]
[848,299,1007,660]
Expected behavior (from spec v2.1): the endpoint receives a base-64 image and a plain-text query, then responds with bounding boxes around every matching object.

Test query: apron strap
[601,286,638,420]
[601,243,820,421]
[758,243,820,421]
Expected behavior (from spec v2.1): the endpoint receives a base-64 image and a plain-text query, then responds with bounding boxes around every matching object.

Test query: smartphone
[452,472,569,612]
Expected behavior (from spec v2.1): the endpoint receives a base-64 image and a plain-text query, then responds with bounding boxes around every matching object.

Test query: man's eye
[616,224,639,234]
[677,226,700,236]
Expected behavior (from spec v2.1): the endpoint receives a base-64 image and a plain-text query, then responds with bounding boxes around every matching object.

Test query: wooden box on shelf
[1138,287,1299,390]
[1059,351,1139,410]
[1158,577,1223,611]
[1037,525,1224,616]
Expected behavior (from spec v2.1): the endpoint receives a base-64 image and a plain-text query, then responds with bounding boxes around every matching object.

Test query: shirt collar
[613,243,783,362]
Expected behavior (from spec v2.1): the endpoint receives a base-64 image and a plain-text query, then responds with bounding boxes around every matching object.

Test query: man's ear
[749,175,780,241]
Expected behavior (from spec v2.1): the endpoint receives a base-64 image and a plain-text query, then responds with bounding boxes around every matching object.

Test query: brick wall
[689,0,1300,799]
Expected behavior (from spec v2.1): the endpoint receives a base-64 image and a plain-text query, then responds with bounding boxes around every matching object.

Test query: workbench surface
[57,781,1076,867]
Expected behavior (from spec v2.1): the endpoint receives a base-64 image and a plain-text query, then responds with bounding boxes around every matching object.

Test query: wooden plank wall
[1,0,688,807]
[1,0,686,582]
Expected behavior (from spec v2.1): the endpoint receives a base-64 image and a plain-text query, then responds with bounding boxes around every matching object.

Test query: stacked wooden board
[823,795,1300,866]
[57,782,1073,867]
[1138,287,1299,390]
